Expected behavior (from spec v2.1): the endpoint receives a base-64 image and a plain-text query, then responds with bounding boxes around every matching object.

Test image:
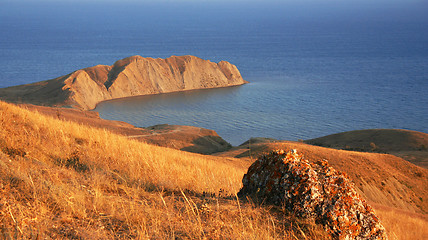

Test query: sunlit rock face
[0,55,247,110]
[238,149,387,240]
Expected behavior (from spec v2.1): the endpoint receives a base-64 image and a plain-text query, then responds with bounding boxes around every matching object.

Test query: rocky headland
[0,55,247,110]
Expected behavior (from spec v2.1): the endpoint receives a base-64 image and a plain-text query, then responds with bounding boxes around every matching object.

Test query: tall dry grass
[373,205,428,240]
[0,101,243,195]
[0,101,329,239]
[3,101,425,239]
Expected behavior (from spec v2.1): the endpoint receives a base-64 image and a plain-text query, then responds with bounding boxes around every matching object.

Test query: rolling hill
[1,101,427,239]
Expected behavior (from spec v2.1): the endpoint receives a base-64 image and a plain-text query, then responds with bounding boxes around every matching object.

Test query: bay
[1,1,427,145]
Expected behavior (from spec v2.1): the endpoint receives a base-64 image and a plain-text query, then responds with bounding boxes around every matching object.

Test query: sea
[1,1,427,145]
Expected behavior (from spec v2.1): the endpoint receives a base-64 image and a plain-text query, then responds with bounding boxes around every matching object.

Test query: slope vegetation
[2,101,427,239]
[21,104,232,154]
[217,140,428,239]
[0,55,247,110]
[0,101,327,239]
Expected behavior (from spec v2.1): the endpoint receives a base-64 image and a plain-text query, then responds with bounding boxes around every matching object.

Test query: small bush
[56,151,89,172]
[1,146,26,158]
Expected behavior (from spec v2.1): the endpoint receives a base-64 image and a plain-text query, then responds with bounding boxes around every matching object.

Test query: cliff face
[0,55,247,110]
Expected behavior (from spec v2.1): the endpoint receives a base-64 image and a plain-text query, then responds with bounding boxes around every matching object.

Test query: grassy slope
[2,101,427,239]
[216,141,428,239]
[0,101,328,239]
[21,104,232,154]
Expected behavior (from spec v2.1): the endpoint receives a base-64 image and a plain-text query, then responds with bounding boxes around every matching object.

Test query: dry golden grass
[373,204,428,240]
[0,101,243,195]
[215,138,428,240]
[0,101,329,239]
[3,100,426,239]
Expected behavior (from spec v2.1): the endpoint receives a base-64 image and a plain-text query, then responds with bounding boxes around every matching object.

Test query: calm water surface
[1,1,427,145]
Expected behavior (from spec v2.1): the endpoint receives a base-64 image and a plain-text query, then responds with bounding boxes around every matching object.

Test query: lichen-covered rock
[238,149,387,240]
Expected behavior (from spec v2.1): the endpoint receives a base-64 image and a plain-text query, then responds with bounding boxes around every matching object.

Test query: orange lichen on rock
[238,149,388,240]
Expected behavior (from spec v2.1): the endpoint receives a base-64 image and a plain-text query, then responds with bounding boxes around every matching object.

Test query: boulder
[238,149,387,240]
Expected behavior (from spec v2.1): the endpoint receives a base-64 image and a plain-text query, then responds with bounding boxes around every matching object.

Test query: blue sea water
[1,1,427,145]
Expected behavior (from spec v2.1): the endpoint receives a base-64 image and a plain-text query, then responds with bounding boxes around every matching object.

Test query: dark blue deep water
[1,1,427,145]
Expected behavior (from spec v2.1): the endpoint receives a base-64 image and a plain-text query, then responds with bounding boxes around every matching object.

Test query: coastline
[0,55,248,110]
[91,81,248,111]
[17,100,428,169]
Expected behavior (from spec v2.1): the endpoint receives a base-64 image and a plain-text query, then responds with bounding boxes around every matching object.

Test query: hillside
[21,104,232,154]
[0,101,330,239]
[1,101,428,239]
[0,55,247,110]
[216,139,428,239]
[305,129,428,168]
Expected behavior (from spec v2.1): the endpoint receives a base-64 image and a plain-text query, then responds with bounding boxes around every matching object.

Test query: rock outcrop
[0,55,247,110]
[238,149,387,240]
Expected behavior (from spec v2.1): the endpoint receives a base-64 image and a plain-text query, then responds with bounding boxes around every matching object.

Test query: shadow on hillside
[181,135,232,154]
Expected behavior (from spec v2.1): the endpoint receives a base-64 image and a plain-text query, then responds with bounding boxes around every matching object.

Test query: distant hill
[304,129,428,168]
[0,55,247,110]
[305,129,428,152]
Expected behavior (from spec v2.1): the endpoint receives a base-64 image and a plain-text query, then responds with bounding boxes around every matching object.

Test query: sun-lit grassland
[373,204,428,240]
[1,101,427,239]
[0,101,329,239]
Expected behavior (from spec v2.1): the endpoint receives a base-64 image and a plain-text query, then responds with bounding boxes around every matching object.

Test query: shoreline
[16,101,428,169]
[0,55,249,110]
[91,82,248,111]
